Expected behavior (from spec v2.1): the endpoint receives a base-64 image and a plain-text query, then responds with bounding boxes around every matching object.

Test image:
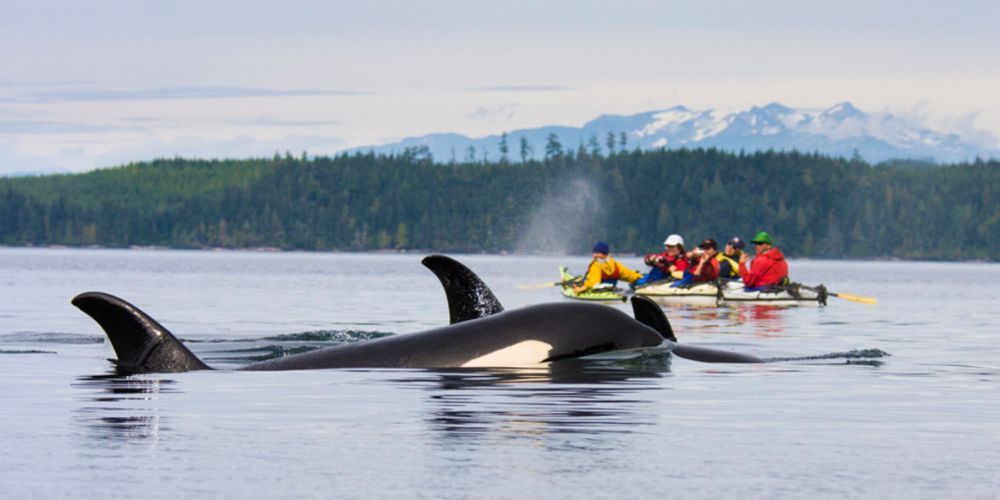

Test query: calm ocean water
[1,248,998,498]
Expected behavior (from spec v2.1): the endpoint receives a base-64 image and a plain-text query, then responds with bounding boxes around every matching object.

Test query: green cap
[751,231,773,245]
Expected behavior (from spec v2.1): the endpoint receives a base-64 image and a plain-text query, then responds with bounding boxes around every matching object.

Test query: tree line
[1,148,997,260]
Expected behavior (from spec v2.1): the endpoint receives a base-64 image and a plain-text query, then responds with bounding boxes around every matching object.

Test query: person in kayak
[670,238,720,287]
[716,236,744,280]
[573,241,643,293]
[635,234,688,285]
[738,231,789,290]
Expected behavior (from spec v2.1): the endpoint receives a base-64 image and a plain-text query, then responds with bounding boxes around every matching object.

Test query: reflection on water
[391,357,671,443]
[73,374,177,445]
[729,304,788,335]
[658,302,789,336]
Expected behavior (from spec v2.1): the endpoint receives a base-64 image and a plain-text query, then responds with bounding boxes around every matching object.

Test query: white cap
[664,234,684,246]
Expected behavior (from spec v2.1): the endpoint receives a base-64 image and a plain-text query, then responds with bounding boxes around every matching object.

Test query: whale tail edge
[72,292,210,373]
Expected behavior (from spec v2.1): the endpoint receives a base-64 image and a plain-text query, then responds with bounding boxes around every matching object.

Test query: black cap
[728,236,745,250]
[698,238,717,250]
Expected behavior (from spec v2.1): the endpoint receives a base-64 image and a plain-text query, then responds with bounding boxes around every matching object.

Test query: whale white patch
[460,340,553,368]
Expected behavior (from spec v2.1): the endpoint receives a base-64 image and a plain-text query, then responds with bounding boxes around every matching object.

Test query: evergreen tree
[498,132,509,164]
[544,133,563,160]
[588,134,601,157]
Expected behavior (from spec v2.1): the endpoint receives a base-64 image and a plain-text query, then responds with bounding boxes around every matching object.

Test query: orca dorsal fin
[631,295,764,363]
[421,255,504,324]
[630,295,677,341]
[72,292,210,373]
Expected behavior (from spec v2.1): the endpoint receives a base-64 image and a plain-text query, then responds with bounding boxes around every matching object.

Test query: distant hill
[351,102,998,164]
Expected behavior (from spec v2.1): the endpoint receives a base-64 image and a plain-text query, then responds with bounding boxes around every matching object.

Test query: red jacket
[739,248,788,288]
[644,252,689,274]
[690,256,719,282]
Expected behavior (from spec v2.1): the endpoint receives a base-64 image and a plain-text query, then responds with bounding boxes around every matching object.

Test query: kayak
[721,282,827,305]
[636,279,828,306]
[634,280,718,298]
[558,267,627,302]
[558,266,828,305]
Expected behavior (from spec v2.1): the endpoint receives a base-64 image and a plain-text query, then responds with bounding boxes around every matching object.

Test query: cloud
[231,116,341,128]
[117,115,341,128]
[0,119,128,135]
[466,85,573,92]
[862,104,1000,148]
[886,103,999,149]
[109,133,348,160]
[467,103,519,122]
[14,86,367,103]
[0,79,93,88]
[946,112,999,149]
[0,133,349,176]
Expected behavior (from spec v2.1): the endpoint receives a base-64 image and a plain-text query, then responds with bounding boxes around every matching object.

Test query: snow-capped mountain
[351,102,997,164]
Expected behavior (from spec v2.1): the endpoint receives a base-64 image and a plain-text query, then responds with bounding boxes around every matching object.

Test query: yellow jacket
[581,256,642,290]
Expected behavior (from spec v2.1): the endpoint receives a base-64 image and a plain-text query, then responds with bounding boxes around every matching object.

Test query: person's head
[726,236,745,256]
[663,234,684,256]
[592,241,610,259]
[750,231,773,252]
[699,238,718,257]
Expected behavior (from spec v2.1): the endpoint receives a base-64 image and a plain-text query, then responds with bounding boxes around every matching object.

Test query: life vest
[716,253,741,279]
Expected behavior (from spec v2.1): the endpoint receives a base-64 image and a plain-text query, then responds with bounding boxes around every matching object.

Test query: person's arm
[741,256,771,288]
[692,254,708,277]
[673,258,689,272]
[694,254,719,281]
[705,258,719,280]
[618,263,644,283]
[574,262,603,292]
[644,253,665,267]
[738,253,752,284]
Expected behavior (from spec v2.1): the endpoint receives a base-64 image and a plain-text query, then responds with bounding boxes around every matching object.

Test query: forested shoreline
[1,149,997,260]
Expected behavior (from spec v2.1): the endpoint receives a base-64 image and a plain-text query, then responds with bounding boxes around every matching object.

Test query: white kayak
[720,282,827,305]
[634,281,717,297]
[635,280,828,306]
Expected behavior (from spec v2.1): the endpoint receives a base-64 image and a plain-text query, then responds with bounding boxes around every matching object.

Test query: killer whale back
[631,296,677,341]
[72,257,767,372]
[72,292,210,373]
[72,256,508,373]
[421,255,504,324]
[630,295,763,363]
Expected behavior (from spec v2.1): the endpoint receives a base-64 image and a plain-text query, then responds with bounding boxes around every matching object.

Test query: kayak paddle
[517,279,580,290]
[792,284,878,305]
[827,291,878,305]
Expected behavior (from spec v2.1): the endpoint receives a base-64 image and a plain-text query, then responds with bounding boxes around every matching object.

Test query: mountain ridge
[352,102,998,164]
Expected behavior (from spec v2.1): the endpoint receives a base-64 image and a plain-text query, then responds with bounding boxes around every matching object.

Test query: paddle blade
[517,282,559,290]
[832,292,878,305]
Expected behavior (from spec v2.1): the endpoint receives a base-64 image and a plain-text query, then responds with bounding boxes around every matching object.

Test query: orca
[72,255,762,374]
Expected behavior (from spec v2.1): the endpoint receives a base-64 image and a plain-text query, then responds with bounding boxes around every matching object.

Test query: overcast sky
[1,0,997,174]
